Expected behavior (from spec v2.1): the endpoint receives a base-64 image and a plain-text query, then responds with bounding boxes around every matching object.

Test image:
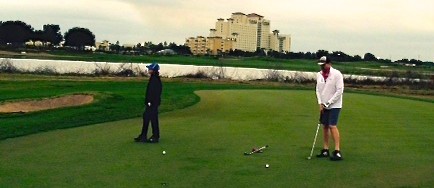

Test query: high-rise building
[269,30,291,53]
[186,12,291,55]
[186,36,235,56]
[185,36,207,55]
[207,36,235,55]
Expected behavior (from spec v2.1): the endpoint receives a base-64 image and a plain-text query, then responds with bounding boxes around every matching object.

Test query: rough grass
[1,90,433,187]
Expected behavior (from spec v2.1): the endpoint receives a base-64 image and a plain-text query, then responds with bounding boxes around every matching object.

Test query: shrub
[0,58,19,73]
[92,63,112,76]
[284,72,315,84]
[33,66,58,75]
[263,69,283,82]
[116,63,135,77]
[184,70,209,79]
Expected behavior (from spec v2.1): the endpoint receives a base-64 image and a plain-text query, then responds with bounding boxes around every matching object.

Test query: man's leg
[317,110,330,157]
[330,126,342,161]
[141,108,151,140]
[330,126,340,151]
[147,106,159,143]
[150,106,160,139]
[135,110,150,142]
[323,126,330,150]
[329,108,342,161]
[329,108,341,151]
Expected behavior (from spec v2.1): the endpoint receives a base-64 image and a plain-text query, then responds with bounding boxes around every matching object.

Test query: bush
[33,66,58,75]
[263,69,282,82]
[116,63,135,77]
[345,75,380,85]
[184,70,209,79]
[0,58,19,73]
[284,72,315,84]
[92,63,112,76]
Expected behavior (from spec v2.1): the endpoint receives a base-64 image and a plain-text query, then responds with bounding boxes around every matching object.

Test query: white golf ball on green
[265,164,269,168]
[162,151,166,155]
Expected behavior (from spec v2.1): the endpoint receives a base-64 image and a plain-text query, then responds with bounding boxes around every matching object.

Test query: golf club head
[244,145,268,156]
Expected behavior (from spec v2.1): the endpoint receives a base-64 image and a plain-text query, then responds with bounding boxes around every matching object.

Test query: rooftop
[247,13,263,18]
[232,12,246,15]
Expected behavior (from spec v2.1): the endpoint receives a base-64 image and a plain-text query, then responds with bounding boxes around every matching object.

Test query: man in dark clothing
[134,62,162,143]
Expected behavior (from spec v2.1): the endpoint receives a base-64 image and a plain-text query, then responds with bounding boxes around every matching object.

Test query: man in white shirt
[315,56,344,161]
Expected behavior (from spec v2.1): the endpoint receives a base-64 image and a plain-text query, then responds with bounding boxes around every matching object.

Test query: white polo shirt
[316,67,344,109]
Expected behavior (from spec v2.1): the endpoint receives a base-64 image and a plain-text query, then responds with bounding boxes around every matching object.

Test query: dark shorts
[320,108,341,126]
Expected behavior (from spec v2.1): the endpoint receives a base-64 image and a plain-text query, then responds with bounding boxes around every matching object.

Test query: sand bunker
[0,94,94,113]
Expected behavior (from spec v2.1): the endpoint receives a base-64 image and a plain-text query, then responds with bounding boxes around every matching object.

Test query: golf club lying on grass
[244,145,269,155]
[307,122,321,160]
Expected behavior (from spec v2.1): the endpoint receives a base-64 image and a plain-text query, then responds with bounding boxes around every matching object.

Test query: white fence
[1,58,391,81]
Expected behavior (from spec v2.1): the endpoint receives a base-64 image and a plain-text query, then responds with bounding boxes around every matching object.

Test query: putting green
[1,90,433,187]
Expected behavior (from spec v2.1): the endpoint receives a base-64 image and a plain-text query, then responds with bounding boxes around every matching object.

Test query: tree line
[106,41,191,55]
[0,20,96,50]
[225,48,431,66]
[0,20,190,55]
[0,20,432,66]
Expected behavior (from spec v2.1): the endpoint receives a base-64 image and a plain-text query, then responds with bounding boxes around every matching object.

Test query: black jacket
[145,74,162,106]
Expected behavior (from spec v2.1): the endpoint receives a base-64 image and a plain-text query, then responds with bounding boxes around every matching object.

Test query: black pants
[140,105,159,139]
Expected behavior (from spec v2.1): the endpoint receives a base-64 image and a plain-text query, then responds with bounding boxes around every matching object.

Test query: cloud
[0,0,433,61]
[0,0,144,42]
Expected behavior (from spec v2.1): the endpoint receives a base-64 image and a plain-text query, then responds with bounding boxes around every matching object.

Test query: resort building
[185,36,207,55]
[186,12,291,55]
[269,30,291,53]
[206,36,235,55]
[95,40,111,51]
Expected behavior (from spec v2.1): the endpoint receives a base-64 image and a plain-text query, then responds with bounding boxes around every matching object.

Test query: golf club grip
[258,145,268,151]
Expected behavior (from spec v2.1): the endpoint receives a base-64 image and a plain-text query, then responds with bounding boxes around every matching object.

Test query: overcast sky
[1,0,433,61]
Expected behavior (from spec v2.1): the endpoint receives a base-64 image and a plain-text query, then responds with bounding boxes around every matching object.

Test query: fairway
[1,90,433,187]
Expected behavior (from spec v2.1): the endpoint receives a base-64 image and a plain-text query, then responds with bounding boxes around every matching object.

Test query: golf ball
[162,151,166,155]
[265,164,269,168]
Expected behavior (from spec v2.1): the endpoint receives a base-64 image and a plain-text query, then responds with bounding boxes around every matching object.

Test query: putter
[307,122,321,160]
[244,145,268,155]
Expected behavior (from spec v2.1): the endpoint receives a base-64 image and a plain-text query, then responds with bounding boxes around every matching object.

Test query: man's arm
[146,79,159,106]
[315,73,322,105]
[315,73,324,112]
[326,72,344,106]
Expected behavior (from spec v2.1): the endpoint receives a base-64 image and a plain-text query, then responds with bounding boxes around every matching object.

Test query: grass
[1,90,433,187]
[1,74,432,140]
[0,74,303,140]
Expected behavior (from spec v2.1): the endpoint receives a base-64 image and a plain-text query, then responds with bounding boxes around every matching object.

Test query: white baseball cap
[318,56,331,65]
